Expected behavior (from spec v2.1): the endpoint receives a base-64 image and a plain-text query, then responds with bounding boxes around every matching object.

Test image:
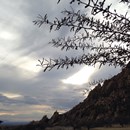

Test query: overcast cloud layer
[0,0,122,122]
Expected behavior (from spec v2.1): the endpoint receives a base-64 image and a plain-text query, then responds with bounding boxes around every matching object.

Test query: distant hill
[0,120,3,124]
[1,121,29,126]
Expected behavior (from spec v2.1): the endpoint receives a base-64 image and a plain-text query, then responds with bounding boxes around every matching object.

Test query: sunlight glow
[1,93,22,99]
[62,66,96,85]
[0,31,18,40]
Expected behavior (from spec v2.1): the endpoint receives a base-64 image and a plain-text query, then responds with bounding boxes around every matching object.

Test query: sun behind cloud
[62,66,96,85]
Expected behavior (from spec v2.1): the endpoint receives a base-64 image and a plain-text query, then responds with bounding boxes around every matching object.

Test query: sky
[0,0,124,122]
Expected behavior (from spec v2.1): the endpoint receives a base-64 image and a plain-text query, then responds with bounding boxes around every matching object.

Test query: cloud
[0,91,79,121]
[0,92,40,106]
[0,0,123,122]
[0,63,84,121]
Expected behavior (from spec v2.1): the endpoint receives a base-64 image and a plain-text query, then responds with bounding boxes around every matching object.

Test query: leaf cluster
[34,0,130,71]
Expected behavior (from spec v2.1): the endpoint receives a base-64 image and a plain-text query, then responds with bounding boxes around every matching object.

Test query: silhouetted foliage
[34,0,130,71]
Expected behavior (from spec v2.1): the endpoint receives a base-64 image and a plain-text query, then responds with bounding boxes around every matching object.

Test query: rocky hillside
[6,64,130,130]
[37,64,130,129]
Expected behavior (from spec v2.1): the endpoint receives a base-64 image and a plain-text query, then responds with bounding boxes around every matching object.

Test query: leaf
[57,0,60,4]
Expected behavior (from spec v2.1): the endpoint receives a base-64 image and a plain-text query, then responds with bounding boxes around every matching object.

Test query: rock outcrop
[15,63,130,130]
[42,65,130,128]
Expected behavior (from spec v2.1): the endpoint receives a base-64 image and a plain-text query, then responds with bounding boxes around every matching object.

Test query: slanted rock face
[39,115,49,124]
[30,63,130,129]
[49,64,130,127]
[49,111,60,125]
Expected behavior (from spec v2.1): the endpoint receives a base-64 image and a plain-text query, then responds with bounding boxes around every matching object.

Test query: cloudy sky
[0,0,123,122]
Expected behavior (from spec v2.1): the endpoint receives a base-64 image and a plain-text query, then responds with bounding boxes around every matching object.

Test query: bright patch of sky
[62,66,96,85]
[0,92,22,99]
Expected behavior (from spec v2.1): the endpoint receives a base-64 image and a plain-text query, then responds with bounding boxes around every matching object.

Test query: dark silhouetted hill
[3,63,130,130]
[43,64,130,128]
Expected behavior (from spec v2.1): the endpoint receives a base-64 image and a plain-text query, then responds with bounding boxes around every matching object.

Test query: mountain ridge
[5,64,130,130]
[37,64,130,129]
